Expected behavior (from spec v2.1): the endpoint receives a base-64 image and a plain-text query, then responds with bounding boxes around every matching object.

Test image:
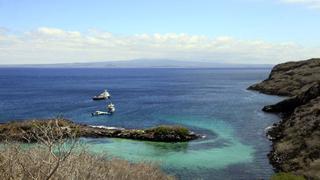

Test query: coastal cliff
[248,58,320,96]
[249,58,320,179]
[0,119,199,143]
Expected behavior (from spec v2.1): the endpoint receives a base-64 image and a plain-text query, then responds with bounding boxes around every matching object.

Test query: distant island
[0,59,273,68]
[248,58,320,179]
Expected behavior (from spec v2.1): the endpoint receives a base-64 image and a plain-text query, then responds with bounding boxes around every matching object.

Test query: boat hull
[92,96,107,100]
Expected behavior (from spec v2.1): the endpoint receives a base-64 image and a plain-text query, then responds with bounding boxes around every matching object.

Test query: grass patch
[146,125,190,137]
[271,172,305,180]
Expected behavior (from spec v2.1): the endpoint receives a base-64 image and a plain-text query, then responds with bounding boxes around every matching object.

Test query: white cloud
[0,27,319,64]
[281,0,320,9]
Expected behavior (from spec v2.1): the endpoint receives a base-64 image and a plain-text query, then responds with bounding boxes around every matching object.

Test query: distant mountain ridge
[1,59,273,68]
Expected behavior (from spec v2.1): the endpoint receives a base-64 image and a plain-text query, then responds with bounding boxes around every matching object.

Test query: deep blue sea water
[0,68,283,180]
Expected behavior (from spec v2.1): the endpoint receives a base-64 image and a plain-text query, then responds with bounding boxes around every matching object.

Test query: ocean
[0,68,283,180]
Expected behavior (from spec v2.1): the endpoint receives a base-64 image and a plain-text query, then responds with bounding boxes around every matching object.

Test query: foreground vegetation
[271,173,306,180]
[0,145,173,180]
[0,120,174,180]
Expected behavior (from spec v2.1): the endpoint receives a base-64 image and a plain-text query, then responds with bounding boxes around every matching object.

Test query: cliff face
[249,58,320,179]
[248,58,320,96]
[268,96,320,179]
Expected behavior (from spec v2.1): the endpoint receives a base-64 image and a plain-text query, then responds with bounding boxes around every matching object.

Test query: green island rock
[0,119,200,143]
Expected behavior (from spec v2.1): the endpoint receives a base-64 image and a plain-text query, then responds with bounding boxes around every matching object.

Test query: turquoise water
[0,68,283,179]
[85,117,254,169]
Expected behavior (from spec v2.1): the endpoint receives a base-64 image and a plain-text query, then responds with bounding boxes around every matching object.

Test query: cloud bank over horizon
[0,27,319,65]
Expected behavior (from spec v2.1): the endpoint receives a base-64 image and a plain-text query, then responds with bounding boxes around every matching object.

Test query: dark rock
[248,58,320,96]
[262,82,320,113]
[267,97,320,179]
[249,58,320,179]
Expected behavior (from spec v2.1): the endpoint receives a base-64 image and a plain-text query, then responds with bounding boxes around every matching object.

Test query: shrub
[147,125,190,137]
[271,172,306,180]
[0,145,174,180]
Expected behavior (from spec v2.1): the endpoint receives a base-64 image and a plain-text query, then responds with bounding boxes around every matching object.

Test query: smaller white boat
[91,111,110,116]
[107,103,115,113]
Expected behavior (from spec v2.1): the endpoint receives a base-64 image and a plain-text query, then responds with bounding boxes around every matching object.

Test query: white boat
[91,111,111,116]
[107,103,115,113]
[92,90,111,100]
[91,89,115,116]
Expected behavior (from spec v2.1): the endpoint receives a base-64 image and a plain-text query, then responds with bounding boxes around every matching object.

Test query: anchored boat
[91,103,116,116]
[91,111,110,116]
[91,89,116,116]
[92,90,111,100]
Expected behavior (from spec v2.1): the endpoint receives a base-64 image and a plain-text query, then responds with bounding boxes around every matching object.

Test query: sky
[0,0,320,64]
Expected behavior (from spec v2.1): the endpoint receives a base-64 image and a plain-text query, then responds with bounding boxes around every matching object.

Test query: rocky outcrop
[249,58,320,179]
[248,58,320,96]
[0,119,199,143]
[267,97,320,179]
[262,82,320,114]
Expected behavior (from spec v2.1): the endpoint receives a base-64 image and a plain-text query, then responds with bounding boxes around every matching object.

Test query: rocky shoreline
[249,58,320,179]
[0,119,200,143]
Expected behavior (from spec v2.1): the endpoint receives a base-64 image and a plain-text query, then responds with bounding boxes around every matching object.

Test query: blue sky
[0,0,319,64]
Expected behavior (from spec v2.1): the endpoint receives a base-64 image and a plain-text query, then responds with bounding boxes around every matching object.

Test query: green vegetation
[271,173,306,180]
[146,125,190,137]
